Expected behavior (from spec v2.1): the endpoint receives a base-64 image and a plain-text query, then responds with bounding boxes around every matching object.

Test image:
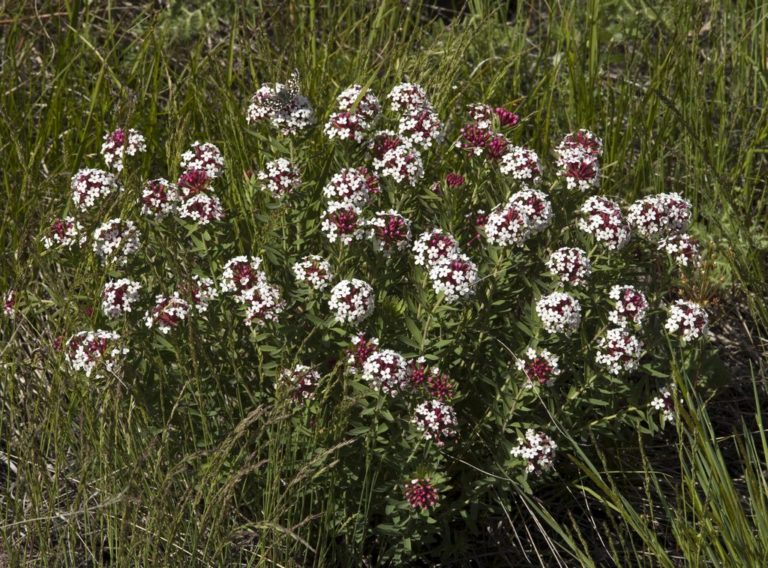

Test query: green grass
[1,0,767,565]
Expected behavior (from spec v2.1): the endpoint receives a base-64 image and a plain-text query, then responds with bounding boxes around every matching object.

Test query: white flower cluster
[387,83,430,114]
[101,128,146,172]
[366,209,412,256]
[66,330,128,378]
[608,285,649,327]
[102,278,142,318]
[398,107,444,149]
[292,255,333,291]
[516,348,561,388]
[499,146,542,185]
[145,293,191,334]
[509,188,553,234]
[281,364,321,401]
[336,84,381,120]
[665,299,708,342]
[178,193,225,225]
[361,349,409,396]
[91,218,141,266]
[427,253,479,302]
[242,282,285,327]
[42,217,86,249]
[258,158,302,199]
[510,429,557,475]
[412,229,459,266]
[485,200,531,247]
[650,386,677,423]
[578,196,631,250]
[412,399,458,446]
[595,328,643,375]
[324,111,369,143]
[71,168,121,212]
[219,256,284,326]
[555,129,602,192]
[627,193,692,240]
[536,292,582,335]
[372,144,424,187]
[180,141,224,179]
[346,333,380,375]
[322,167,377,207]
[658,234,701,267]
[321,202,364,244]
[329,279,375,325]
[246,82,315,136]
[140,178,179,218]
[187,275,218,313]
[547,247,591,287]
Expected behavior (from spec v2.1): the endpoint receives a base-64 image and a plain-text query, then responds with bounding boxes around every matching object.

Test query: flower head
[336,84,381,120]
[428,253,479,302]
[71,168,120,212]
[145,293,191,334]
[404,478,439,511]
[412,229,459,267]
[102,279,142,318]
[321,202,364,244]
[178,193,225,225]
[246,82,315,136]
[511,429,557,475]
[258,158,302,199]
[398,107,444,149]
[536,292,582,335]
[66,330,128,377]
[595,328,643,375]
[665,300,708,342]
[372,145,424,187]
[388,83,430,114]
[141,178,179,217]
[500,146,541,184]
[485,200,531,247]
[516,348,561,387]
[91,219,141,266]
[101,128,146,172]
[366,210,412,256]
[42,217,86,249]
[281,364,321,401]
[180,141,224,178]
[608,285,649,327]
[329,279,375,325]
[292,255,333,291]
[547,247,591,287]
[412,399,458,446]
[578,196,631,250]
[322,167,377,207]
[362,349,409,396]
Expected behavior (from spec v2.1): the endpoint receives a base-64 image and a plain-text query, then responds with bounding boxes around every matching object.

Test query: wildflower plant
[33,76,718,564]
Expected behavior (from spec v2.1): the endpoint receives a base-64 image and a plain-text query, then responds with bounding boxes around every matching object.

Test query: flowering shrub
[35,78,715,562]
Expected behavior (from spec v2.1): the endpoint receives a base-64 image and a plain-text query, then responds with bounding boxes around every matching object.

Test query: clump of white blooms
[578,196,631,250]
[329,279,375,325]
[140,178,179,218]
[412,400,458,446]
[511,429,557,475]
[485,199,531,247]
[187,275,218,313]
[66,330,128,378]
[180,141,224,179]
[627,192,693,240]
[324,111,369,143]
[547,247,591,287]
[555,130,602,192]
[219,256,284,326]
[336,84,381,120]
[650,386,677,423]
[3,290,15,317]
[595,328,643,375]
[500,146,542,185]
[398,107,444,149]
[102,279,142,318]
[372,145,424,187]
[516,348,561,388]
[366,210,412,256]
[321,202,364,244]
[536,292,582,335]
[428,253,479,302]
[281,364,321,402]
[91,219,141,266]
[387,83,430,114]
[101,128,146,172]
[665,300,709,342]
[658,234,701,267]
[608,285,649,327]
[246,82,315,136]
[178,193,225,225]
[258,158,301,199]
[322,167,378,207]
[241,282,286,327]
[412,229,459,267]
[361,349,409,397]
[509,189,553,234]
[42,217,86,249]
[145,293,191,334]
[220,256,265,297]
[346,333,380,375]
[292,255,333,291]
[71,168,121,212]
